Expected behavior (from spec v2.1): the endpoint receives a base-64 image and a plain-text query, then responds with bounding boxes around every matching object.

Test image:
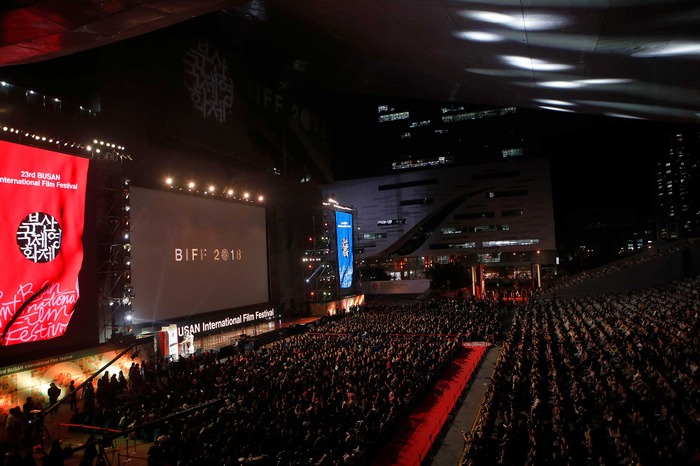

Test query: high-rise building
[655,129,700,240]
[315,99,556,297]
[331,98,539,181]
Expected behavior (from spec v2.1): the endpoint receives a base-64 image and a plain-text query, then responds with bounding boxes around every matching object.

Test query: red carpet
[372,343,488,466]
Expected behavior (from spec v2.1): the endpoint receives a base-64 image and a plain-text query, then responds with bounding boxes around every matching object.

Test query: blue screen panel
[336,211,353,289]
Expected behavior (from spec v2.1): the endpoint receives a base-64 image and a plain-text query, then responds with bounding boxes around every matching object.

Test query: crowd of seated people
[49,296,507,465]
[312,297,506,343]
[463,275,700,466]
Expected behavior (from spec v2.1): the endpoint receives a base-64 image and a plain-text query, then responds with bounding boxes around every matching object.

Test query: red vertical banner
[471,264,486,299]
[0,140,89,346]
[157,331,170,358]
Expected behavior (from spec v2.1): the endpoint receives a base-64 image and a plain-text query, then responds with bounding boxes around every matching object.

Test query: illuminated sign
[335,211,353,289]
[0,140,89,346]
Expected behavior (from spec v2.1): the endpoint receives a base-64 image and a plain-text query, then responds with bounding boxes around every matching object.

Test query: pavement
[426,345,501,466]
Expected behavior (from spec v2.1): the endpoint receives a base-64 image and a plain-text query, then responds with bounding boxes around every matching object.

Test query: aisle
[372,344,488,466]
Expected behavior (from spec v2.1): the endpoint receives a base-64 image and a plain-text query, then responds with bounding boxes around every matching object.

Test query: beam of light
[464,68,534,77]
[459,10,513,24]
[577,100,696,119]
[537,81,580,88]
[632,41,700,58]
[539,106,575,113]
[603,113,645,120]
[454,30,504,42]
[534,99,574,106]
[575,78,632,85]
[458,10,567,31]
[501,55,573,71]
[453,0,613,6]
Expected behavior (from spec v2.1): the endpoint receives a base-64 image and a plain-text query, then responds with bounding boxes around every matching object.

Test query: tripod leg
[96,445,111,466]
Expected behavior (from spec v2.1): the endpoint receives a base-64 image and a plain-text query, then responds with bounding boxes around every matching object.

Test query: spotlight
[165,177,173,185]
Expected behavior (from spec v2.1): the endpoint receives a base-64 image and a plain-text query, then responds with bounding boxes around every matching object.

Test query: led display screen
[335,210,354,289]
[129,187,269,324]
[0,140,89,347]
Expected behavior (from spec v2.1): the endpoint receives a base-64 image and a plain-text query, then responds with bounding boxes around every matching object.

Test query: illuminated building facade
[322,157,556,292]
[323,100,556,292]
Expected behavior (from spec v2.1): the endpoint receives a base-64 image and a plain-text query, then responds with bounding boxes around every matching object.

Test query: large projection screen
[129,187,269,324]
[0,140,90,349]
[335,210,354,290]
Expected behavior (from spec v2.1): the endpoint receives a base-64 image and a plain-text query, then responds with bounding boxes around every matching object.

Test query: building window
[482,239,539,247]
[442,107,516,123]
[377,219,406,226]
[400,198,433,206]
[378,111,410,123]
[391,157,453,170]
[409,120,431,128]
[501,148,523,158]
[474,224,509,232]
[429,242,476,249]
[361,233,387,240]
[441,224,509,234]
[502,209,524,217]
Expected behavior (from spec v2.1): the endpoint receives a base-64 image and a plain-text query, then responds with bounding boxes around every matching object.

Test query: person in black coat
[47,382,61,413]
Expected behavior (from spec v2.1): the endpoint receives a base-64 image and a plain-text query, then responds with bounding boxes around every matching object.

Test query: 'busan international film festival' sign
[0,140,89,346]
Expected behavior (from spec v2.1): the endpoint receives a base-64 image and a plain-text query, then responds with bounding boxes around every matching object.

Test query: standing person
[22,397,37,418]
[68,380,78,411]
[47,382,61,413]
[83,383,95,418]
[21,396,39,444]
[5,406,23,447]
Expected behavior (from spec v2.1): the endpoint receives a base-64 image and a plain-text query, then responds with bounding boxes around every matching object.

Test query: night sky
[323,93,676,212]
